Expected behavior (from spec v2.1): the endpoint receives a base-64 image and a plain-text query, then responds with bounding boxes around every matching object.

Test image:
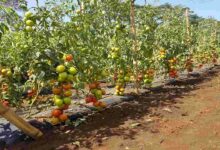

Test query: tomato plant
[0,0,219,109]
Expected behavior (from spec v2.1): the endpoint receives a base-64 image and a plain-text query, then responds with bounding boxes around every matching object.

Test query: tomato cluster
[168,58,178,78]
[51,109,68,125]
[114,71,130,96]
[86,82,106,108]
[50,54,77,125]
[0,68,12,78]
[0,68,12,107]
[143,69,155,85]
[24,11,35,32]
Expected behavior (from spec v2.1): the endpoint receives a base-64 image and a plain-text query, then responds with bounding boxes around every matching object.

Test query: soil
[9,66,220,150]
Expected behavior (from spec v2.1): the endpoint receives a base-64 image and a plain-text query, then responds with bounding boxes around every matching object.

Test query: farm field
[10,65,220,150]
[0,0,220,149]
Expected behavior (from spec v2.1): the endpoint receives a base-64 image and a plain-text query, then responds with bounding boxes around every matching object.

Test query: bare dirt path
[11,66,220,150]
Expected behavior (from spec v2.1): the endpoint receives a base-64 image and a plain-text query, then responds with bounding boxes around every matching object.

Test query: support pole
[130,0,139,94]
[0,103,43,139]
[185,8,191,53]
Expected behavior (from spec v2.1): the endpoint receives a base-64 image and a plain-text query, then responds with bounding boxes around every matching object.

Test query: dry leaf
[131,122,141,128]
[162,107,172,113]
[72,141,80,147]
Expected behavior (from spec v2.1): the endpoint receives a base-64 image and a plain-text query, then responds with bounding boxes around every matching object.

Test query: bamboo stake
[0,103,43,139]
[216,22,220,48]
[214,21,218,44]
[185,8,190,39]
[130,0,139,94]
[185,8,191,53]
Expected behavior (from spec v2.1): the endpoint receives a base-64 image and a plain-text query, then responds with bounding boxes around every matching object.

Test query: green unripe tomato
[25,11,33,18]
[63,97,72,105]
[68,67,77,75]
[56,65,66,73]
[124,76,130,82]
[25,26,33,32]
[26,20,34,26]
[58,72,68,80]
[54,98,63,107]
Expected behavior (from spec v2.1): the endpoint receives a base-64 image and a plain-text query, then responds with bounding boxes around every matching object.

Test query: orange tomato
[62,83,72,90]
[51,109,63,117]
[65,54,73,62]
[52,87,62,95]
[59,114,68,122]
[93,101,100,107]
[99,102,107,108]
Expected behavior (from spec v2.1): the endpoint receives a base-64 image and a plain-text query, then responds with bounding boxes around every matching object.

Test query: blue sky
[27,0,220,20]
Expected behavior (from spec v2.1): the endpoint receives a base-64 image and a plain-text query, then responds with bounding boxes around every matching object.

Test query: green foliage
[0,0,219,105]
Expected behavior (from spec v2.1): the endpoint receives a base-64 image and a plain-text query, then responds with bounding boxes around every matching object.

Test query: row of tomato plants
[0,0,219,124]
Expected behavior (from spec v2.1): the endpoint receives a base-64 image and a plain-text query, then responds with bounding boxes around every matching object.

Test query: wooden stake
[130,0,139,94]
[185,8,190,40]
[214,21,218,44]
[185,8,191,53]
[0,103,43,139]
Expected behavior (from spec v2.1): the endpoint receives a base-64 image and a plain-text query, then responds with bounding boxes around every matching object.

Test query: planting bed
[0,64,219,150]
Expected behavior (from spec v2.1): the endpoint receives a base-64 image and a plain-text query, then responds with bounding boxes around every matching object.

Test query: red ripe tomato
[59,114,68,122]
[169,70,178,78]
[65,54,73,62]
[51,109,63,117]
[2,100,9,107]
[92,97,98,103]
[85,95,97,103]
